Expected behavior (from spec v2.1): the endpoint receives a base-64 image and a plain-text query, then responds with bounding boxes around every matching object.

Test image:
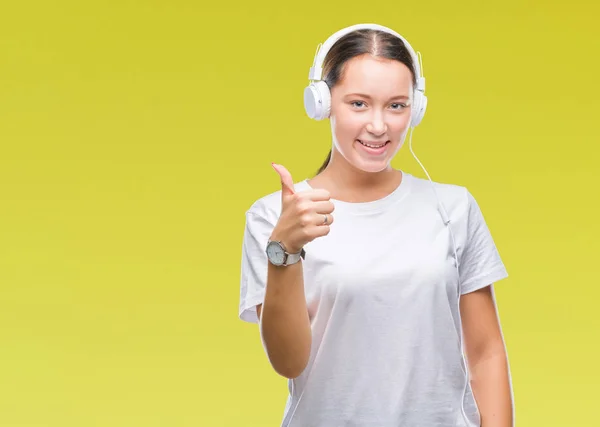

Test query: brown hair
[314,29,418,175]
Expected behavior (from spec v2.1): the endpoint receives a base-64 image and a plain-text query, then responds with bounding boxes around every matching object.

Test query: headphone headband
[308,23,424,92]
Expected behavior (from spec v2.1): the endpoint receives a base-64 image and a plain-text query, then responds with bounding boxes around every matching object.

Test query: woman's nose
[366,114,387,135]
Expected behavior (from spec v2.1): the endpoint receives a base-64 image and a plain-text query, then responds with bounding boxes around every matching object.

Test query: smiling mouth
[357,140,390,148]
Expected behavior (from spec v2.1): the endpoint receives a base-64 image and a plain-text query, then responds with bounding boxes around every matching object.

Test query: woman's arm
[256,260,312,380]
[460,284,514,427]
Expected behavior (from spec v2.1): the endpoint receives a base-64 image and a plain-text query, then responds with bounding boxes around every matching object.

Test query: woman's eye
[391,103,407,110]
[351,101,365,108]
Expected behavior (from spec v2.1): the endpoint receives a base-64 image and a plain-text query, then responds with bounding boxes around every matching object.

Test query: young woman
[239,23,514,427]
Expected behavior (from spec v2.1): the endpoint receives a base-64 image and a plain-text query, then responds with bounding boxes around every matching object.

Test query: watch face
[266,241,285,265]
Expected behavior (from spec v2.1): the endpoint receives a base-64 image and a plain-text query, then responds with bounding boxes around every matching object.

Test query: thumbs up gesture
[270,163,335,254]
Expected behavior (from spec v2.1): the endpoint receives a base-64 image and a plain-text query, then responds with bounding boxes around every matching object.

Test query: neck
[310,148,402,203]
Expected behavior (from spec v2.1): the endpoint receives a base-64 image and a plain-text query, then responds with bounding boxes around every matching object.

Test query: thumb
[271,163,295,197]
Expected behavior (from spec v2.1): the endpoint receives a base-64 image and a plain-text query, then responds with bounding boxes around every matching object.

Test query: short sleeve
[458,190,509,294]
[238,210,275,323]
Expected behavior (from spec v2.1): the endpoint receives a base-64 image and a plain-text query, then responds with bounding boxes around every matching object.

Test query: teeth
[359,140,386,148]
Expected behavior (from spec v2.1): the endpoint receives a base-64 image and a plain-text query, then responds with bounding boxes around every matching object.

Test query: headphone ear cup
[410,90,427,127]
[304,81,331,120]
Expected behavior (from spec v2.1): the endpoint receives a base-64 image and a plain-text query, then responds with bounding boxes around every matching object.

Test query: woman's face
[329,54,414,173]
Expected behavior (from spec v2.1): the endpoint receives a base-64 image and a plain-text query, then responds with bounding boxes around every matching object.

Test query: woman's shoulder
[406,172,470,209]
[405,173,490,230]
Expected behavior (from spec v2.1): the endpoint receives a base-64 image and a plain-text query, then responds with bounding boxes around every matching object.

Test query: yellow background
[1,0,598,425]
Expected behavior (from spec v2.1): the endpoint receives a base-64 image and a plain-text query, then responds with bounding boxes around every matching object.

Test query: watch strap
[284,247,306,266]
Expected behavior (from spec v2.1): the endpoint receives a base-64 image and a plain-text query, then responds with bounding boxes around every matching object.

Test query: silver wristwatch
[266,239,306,267]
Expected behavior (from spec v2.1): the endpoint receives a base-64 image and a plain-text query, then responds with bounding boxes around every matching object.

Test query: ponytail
[315,149,332,175]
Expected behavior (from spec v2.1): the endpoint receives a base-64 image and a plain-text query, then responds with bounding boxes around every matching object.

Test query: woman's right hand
[270,163,334,254]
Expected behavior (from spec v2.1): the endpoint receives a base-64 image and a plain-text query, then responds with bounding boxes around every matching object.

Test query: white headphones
[303,23,428,128]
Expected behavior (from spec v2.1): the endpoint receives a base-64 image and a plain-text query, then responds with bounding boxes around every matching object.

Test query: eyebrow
[345,93,410,101]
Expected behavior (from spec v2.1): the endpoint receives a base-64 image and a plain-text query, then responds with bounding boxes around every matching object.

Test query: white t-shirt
[238,171,508,427]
